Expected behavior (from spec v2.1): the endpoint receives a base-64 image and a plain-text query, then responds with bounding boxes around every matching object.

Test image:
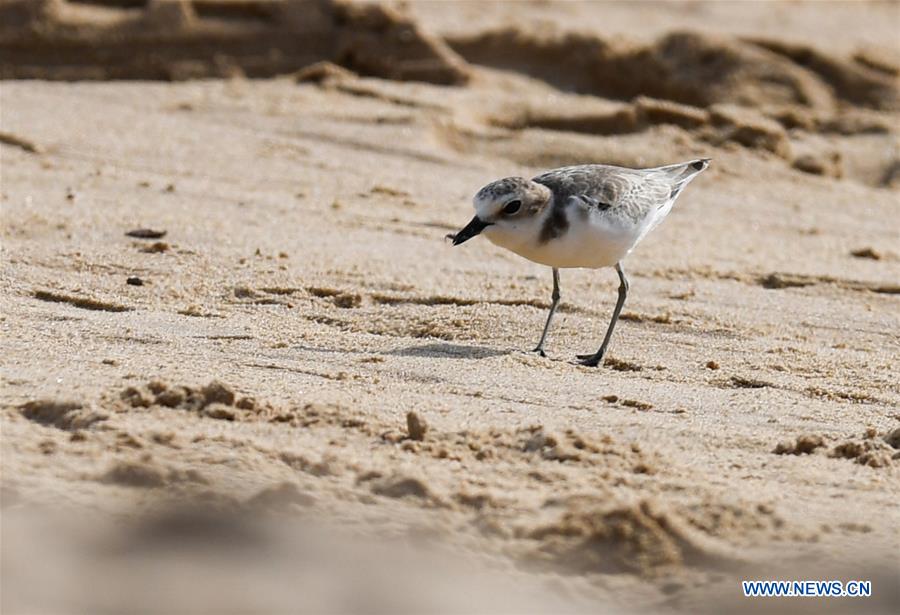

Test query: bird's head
[449,177,551,246]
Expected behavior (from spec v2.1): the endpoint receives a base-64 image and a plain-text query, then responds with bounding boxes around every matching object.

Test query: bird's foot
[575,353,603,367]
[533,347,547,358]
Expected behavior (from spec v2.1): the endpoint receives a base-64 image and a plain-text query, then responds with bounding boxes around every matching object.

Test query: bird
[449,159,710,366]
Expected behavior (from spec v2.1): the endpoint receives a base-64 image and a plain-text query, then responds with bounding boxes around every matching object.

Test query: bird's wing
[533,165,672,220]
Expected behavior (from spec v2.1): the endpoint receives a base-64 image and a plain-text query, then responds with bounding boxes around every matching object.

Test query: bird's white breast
[487,209,652,269]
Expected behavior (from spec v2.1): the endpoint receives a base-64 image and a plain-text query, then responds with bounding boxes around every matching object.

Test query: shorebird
[450,160,709,366]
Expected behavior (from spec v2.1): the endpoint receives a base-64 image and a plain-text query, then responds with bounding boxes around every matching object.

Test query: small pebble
[850,247,881,260]
[126,228,167,239]
[406,411,428,441]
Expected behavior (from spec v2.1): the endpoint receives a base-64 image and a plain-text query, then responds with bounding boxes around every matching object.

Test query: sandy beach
[2,1,899,612]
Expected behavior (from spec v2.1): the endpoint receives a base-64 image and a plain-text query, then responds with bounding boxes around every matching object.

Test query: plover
[450,159,709,366]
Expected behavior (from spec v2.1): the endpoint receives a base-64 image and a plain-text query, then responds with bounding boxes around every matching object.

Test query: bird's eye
[503,200,522,215]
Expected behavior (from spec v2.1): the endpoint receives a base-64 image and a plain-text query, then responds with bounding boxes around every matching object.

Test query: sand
[1,1,899,613]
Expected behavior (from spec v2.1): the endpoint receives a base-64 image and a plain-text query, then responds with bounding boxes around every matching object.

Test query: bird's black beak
[449,216,492,246]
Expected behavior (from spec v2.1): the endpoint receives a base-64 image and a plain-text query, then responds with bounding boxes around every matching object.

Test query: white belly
[487,214,647,269]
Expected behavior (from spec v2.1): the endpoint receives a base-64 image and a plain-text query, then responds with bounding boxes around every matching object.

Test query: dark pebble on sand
[126,228,167,239]
[127,277,144,286]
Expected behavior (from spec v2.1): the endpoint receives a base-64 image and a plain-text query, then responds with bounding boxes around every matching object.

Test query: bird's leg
[577,262,629,367]
[532,267,560,357]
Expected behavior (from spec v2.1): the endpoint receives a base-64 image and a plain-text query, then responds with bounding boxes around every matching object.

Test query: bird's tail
[654,158,710,178]
[655,158,710,198]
